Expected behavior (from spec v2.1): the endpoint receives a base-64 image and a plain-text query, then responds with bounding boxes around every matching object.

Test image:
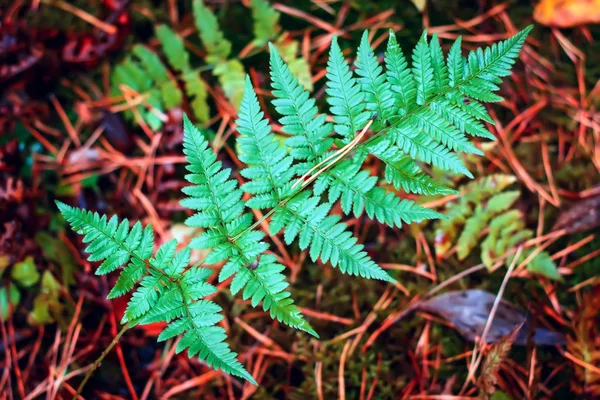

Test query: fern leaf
[57,201,257,383]
[385,30,415,115]
[132,45,167,83]
[447,36,464,87]
[394,126,472,177]
[182,113,315,336]
[156,25,190,72]
[231,255,317,336]
[214,59,246,110]
[429,33,449,94]
[326,36,370,141]
[269,44,332,169]
[412,108,482,154]
[57,202,152,285]
[177,322,256,383]
[355,31,394,127]
[368,139,456,196]
[271,193,394,282]
[251,0,280,46]
[411,31,434,105]
[183,71,210,123]
[193,0,231,63]
[365,188,441,226]
[466,26,532,80]
[430,99,495,140]
[446,92,495,125]
[456,190,520,259]
[274,37,313,91]
[238,76,295,205]
[435,174,517,257]
[124,274,162,321]
[323,158,440,227]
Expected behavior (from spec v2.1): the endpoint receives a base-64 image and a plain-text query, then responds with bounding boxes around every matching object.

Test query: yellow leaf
[411,0,427,12]
[534,0,600,27]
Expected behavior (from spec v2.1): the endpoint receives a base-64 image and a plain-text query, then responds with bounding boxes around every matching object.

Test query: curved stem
[74,323,131,400]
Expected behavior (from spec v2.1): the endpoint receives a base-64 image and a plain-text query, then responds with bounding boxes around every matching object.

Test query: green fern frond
[435,174,517,256]
[156,25,211,123]
[447,36,464,88]
[237,81,394,280]
[368,138,456,196]
[435,173,560,280]
[394,126,472,177]
[132,45,181,108]
[111,47,175,130]
[456,190,520,259]
[270,193,394,282]
[429,33,449,95]
[385,30,416,115]
[192,0,246,109]
[430,99,495,140]
[355,31,394,128]
[412,31,435,106]
[273,36,313,91]
[269,44,332,170]
[326,36,371,141]
[183,71,211,123]
[156,25,190,72]
[181,114,316,336]
[251,0,281,46]
[237,76,296,206]
[214,59,246,110]
[56,202,256,383]
[193,0,231,63]
[90,26,532,386]
[411,108,482,155]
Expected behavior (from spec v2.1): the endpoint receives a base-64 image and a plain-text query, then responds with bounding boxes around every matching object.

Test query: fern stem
[233,120,374,241]
[292,119,373,189]
[75,323,131,399]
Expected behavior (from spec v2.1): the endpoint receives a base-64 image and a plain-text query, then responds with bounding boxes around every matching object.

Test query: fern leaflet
[56,202,256,383]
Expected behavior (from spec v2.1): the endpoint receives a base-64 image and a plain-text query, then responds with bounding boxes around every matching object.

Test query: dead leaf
[411,0,427,12]
[567,288,600,396]
[553,191,600,234]
[416,290,566,346]
[477,322,522,399]
[534,0,600,28]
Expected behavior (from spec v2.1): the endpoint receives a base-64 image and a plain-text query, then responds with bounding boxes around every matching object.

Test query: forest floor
[1,0,600,398]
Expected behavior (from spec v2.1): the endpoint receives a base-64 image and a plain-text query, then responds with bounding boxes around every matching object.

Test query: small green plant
[59,26,532,385]
[112,0,311,130]
[435,174,560,279]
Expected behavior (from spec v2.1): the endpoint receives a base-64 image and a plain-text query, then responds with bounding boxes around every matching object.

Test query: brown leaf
[567,288,600,396]
[416,290,566,346]
[477,322,522,398]
[553,192,600,235]
[534,0,600,27]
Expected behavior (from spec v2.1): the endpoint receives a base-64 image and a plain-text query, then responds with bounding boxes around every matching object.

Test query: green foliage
[56,202,256,383]
[11,256,40,288]
[193,0,245,108]
[249,0,313,90]
[181,114,316,335]
[0,285,20,319]
[251,0,281,46]
[435,174,560,280]
[111,27,209,130]
[28,271,62,325]
[111,0,312,128]
[61,26,531,384]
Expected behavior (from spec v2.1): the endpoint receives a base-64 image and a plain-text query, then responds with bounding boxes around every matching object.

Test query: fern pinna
[58,27,531,384]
